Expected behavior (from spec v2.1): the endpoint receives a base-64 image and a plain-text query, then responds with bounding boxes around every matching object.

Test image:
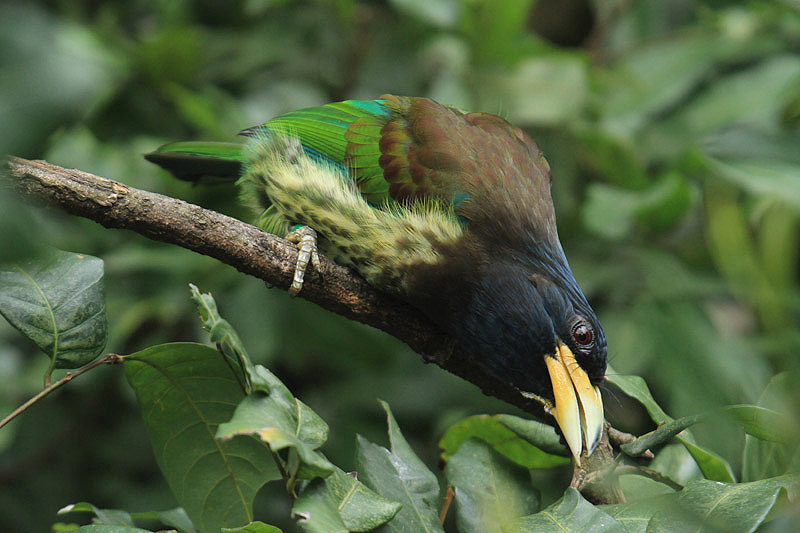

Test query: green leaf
[496,415,573,459]
[460,0,541,66]
[71,526,152,533]
[576,130,648,189]
[124,343,279,533]
[680,441,736,484]
[582,183,642,240]
[701,126,800,167]
[293,468,401,532]
[607,368,736,482]
[0,249,106,370]
[356,401,443,533]
[707,157,800,212]
[648,477,790,532]
[0,4,127,156]
[248,365,328,449]
[673,55,800,138]
[223,521,283,532]
[506,488,625,532]
[598,31,722,134]
[59,503,198,532]
[633,172,694,232]
[189,284,252,392]
[724,405,798,445]
[743,373,799,481]
[582,173,693,240]
[602,494,676,533]
[446,439,539,533]
[504,56,588,126]
[439,415,569,469]
[148,507,196,533]
[58,502,134,526]
[606,369,671,424]
[216,365,334,482]
[389,0,461,27]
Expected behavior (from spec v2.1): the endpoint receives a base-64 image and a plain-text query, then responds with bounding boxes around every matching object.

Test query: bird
[145,94,607,463]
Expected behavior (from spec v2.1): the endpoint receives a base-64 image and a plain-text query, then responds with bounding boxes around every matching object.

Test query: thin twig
[439,485,455,525]
[0,353,122,429]
[608,425,655,460]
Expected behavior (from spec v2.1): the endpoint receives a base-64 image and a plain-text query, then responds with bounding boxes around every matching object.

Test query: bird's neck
[404,255,557,396]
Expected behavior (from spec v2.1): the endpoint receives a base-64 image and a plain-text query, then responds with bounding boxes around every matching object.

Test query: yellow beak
[544,340,604,465]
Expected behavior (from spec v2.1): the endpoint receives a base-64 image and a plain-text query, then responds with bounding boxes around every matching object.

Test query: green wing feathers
[144,141,246,184]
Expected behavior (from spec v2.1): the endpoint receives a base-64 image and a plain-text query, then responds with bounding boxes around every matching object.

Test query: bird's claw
[285,225,320,296]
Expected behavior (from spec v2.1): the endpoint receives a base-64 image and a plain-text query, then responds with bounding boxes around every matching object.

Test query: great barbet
[146,94,608,463]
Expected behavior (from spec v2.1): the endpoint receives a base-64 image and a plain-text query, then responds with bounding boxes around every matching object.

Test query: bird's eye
[572,323,593,346]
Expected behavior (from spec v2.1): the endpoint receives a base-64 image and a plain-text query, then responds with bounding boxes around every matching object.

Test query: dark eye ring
[572,322,594,346]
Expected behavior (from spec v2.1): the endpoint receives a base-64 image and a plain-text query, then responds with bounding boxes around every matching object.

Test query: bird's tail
[144,141,247,185]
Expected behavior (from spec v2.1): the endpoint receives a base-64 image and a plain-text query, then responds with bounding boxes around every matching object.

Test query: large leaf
[602,494,676,533]
[439,414,568,469]
[446,438,539,533]
[505,488,624,532]
[724,405,798,445]
[216,365,334,483]
[292,467,401,532]
[0,249,106,370]
[356,401,443,533]
[648,476,795,532]
[124,343,279,533]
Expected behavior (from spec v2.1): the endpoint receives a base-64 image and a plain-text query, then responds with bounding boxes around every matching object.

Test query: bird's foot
[285,225,320,296]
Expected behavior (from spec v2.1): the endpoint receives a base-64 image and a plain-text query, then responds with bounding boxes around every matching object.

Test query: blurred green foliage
[1,0,799,531]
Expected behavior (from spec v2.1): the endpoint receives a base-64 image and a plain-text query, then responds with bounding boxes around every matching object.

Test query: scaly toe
[285,225,319,296]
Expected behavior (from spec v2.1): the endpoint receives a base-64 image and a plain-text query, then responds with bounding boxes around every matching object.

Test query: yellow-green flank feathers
[242,134,463,292]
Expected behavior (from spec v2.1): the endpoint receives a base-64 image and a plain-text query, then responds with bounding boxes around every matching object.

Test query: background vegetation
[0,0,798,531]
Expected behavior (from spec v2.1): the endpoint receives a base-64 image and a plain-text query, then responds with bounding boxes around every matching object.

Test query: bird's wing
[243,95,554,243]
[376,96,556,247]
[242,95,474,211]
[241,98,394,205]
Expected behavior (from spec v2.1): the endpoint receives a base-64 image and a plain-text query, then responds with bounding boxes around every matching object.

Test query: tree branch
[3,156,621,503]
[0,353,122,430]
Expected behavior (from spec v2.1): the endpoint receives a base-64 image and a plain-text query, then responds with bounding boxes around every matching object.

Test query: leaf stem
[439,485,455,525]
[0,353,122,430]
